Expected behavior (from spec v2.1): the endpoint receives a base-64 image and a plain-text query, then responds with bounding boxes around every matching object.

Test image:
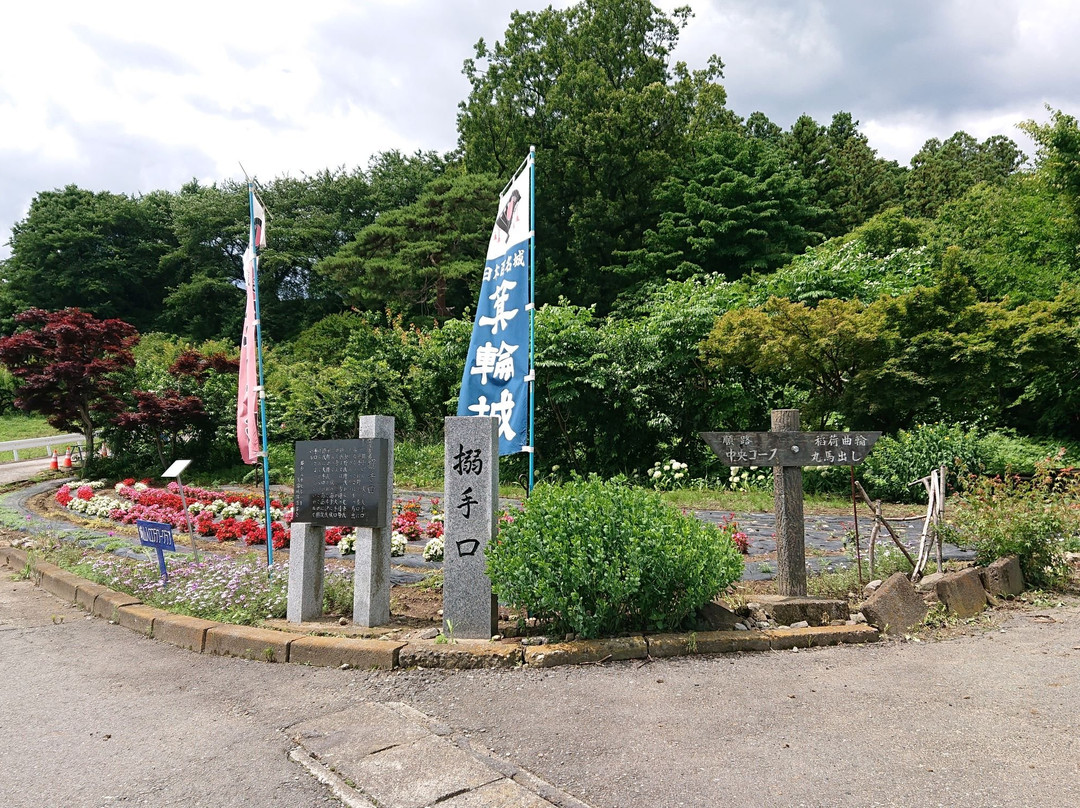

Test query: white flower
[391,531,407,557]
[423,537,445,562]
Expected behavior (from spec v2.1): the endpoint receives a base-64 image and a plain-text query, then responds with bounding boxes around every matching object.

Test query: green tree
[620,130,824,285]
[457,0,730,309]
[929,174,1077,301]
[1020,107,1080,231]
[2,186,178,332]
[156,179,248,341]
[701,296,885,429]
[904,131,1025,219]
[316,172,501,319]
[781,112,905,238]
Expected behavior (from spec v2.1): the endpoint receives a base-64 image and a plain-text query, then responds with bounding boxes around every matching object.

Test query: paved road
[2,564,1078,808]
[0,457,55,486]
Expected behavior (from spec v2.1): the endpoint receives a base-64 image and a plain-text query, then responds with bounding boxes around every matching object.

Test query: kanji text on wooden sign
[700,431,881,466]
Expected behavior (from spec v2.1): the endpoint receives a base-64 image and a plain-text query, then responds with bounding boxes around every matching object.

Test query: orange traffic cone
[62,447,72,468]
[49,450,59,471]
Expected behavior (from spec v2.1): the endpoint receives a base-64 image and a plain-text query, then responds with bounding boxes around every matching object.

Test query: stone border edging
[1,545,880,670]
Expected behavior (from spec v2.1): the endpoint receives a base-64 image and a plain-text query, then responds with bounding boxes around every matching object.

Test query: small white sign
[162,459,192,478]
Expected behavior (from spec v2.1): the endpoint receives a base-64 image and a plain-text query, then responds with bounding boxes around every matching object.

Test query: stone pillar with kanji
[443,416,499,639]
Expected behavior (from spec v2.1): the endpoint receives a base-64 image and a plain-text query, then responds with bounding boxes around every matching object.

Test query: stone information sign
[293,439,389,527]
[443,416,499,639]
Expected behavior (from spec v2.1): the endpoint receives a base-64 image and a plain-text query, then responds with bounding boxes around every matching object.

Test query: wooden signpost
[701,409,880,596]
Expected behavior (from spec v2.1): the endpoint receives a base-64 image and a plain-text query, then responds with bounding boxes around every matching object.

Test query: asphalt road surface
[2,568,1078,808]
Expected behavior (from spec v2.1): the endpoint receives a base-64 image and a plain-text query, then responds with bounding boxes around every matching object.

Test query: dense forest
[2,0,1079,492]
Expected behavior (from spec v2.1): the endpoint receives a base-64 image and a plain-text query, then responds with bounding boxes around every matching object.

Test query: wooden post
[772,409,806,596]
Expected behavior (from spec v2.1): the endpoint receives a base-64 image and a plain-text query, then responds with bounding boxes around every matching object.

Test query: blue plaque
[136,519,176,580]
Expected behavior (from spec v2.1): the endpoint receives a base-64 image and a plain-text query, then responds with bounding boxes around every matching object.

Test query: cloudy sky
[2,0,1078,260]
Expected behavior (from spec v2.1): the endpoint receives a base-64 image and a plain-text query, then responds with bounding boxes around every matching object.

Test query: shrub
[944,455,1079,590]
[486,478,744,638]
[858,422,984,503]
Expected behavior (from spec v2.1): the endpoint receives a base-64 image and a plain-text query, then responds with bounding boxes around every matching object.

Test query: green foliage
[316,172,502,319]
[781,112,905,238]
[904,131,1025,219]
[945,457,1078,590]
[620,131,825,285]
[929,175,1077,301]
[458,0,731,309]
[977,431,1079,476]
[103,334,239,472]
[269,311,470,443]
[486,478,744,638]
[858,423,984,503]
[1020,107,1080,230]
[702,296,884,429]
[2,186,179,333]
[394,437,445,489]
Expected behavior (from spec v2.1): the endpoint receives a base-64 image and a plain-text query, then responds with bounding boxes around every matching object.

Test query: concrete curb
[2,550,881,671]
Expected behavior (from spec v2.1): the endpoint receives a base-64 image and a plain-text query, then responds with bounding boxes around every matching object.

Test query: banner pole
[527,146,536,495]
[248,181,274,567]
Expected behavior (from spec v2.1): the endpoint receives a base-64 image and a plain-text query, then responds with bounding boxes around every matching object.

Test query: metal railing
[0,433,86,461]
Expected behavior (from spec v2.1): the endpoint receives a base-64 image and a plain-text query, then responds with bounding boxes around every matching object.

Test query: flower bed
[54,481,447,555]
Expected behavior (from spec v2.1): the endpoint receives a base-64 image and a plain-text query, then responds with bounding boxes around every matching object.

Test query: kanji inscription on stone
[293,439,389,527]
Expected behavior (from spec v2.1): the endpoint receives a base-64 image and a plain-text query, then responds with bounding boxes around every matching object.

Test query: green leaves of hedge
[486,478,743,639]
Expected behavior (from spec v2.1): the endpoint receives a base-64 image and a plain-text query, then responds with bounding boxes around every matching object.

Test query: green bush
[944,458,1079,590]
[976,431,1078,476]
[858,422,984,503]
[486,478,744,639]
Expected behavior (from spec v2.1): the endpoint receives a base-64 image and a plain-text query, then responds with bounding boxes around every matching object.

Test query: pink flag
[236,247,260,464]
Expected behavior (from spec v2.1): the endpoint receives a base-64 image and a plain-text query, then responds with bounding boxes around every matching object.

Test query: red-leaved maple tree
[0,308,138,470]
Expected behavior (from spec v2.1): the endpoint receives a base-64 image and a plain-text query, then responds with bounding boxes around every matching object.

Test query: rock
[915,572,945,593]
[521,636,548,646]
[863,579,882,597]
[338,617,349,626]
[733,623,748,631]
[790,620,809,629]
[491,634,503,642]
[564,632,576,643]
[851,612,867,624]
[695,601,743,631]
[979,556,1024,598]
[419,627,440,640]
[749,594,849,627]
[860,572,927,634]
[936,568,987,619]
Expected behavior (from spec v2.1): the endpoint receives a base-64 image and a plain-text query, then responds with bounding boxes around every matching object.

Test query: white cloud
[1,0,1079,259]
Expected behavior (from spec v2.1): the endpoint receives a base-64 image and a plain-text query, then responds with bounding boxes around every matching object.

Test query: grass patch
[0,414,66,462]
[0,414,61,443]
[806,547,921,601]
[660,487,858,513]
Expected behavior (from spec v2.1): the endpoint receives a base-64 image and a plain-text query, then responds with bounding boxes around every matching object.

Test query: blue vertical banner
[457,157,532,456]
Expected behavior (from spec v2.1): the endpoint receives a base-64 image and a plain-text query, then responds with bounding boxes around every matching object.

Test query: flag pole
[527,145,536,495]
[248,181,275,567]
